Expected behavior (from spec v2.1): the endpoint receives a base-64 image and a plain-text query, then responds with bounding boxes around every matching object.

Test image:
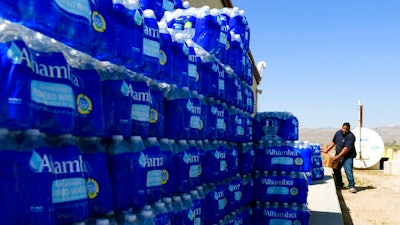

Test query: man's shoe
[349,187,357,193]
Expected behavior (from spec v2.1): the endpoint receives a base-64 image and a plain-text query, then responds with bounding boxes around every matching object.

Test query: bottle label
[220,160,227,172]
[218,78,225,91]
[147,169,162,187]
[131,104,151,121]
[55,0,91,22]
[189,165,200,178]
[218,198,226,210]
[190,115,201,129]
[266,186,289,195]
[31,80,75,109]
[219,31,227,45]
[163,0,174,11]
[271,157,294,165]
[234,191,242,201]
[52,178,87,203]
[217,118,225,130]
[92,11,106,32]
[143,38,161,58]
[188,63,197,79]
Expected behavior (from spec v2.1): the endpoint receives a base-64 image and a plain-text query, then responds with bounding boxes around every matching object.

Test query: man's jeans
[333,157,355,188]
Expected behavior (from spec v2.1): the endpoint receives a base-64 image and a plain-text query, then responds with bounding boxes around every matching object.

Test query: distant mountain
[299,125,400,145]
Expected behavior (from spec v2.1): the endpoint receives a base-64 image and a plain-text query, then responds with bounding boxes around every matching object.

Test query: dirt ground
[335,169,400,225]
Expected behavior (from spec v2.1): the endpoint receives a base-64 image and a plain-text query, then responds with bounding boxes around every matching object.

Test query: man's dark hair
[343,122,351,128]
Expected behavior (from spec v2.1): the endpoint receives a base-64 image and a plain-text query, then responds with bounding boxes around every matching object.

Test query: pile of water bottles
[0,1,313,224]
[252,112,312,224]
[0,0,252,224]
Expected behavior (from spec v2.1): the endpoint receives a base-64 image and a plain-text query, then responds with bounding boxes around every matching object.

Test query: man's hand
[321,146,329,153]
[332,155,340,162]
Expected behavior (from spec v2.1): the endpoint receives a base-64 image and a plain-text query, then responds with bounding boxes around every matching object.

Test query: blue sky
[231,0,400,129]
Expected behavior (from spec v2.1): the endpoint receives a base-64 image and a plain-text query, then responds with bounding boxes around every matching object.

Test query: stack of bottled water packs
[310,143,325,182]
[253,111,311,225]
[0,1,260,225]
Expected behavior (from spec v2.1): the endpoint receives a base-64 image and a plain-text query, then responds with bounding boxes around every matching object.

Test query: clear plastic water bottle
[254,140,265,171]
[18,0,58,38]
[197,94,208,140]
[241,174,253,206]
[203,97,216,141]
[228,34,245,77]
[187,45,202,92]
[153,200,171,225]
[0,39,33,130]
[129,74,151,138]
[214,101,225,141]
[244,86,254,114]
[218,141,229,180]
[200,140,210,183]
[147,80,164,138]
[187,140,202,188]
[142,9,161,79]
[0,1,21,22]
[127,135,148,208]
[203,140,218,183]
[200,58,219,99]
[229,9,250,52]
[124,213,140,225]
[77,136,113,216]
[55,0,94,52]
[171,195,186,225]
[49,134,89,224]
[252,171,261,201]
[181,193,195,225]
[159,138,173,197]
[252,201,263,225]
[170,33,189,87]
[158,21,173,83]
[27,40,76,134]
[226,142,239,178]
[203,182,226,225]
[19,129,55,224]
[173,139,190,194]
[238,142,255,175]
[0,43,9,126]
[139,0,163,21]
[162,197,175,224]
[100,68,132,137]
[139,205,157,225]
[66,50,105,137]
[189,90,202,140]
[110,0,144,70]
[164,85,192,140]
[216,64,226,102]
[192,6,221,54]
[107,135,136,211]
[190,189,203,225]
[216,8,231,64]
[143,137,163,203]
[0,129,19,223]
[227,175,243,213]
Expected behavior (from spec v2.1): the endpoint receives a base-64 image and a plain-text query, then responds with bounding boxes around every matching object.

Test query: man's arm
[322,141,335,153]
[333,147,350,161]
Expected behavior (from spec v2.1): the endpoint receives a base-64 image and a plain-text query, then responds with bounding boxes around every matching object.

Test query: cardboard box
[321,153,339,169]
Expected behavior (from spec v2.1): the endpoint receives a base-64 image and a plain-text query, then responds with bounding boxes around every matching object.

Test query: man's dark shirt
[332,130,357,158]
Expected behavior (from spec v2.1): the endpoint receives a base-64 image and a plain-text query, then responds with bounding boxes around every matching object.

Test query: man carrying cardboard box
[322,122,357,193]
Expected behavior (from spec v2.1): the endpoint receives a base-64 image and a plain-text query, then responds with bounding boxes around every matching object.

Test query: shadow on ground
[336,189,354,225]
[309,211,344,225]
